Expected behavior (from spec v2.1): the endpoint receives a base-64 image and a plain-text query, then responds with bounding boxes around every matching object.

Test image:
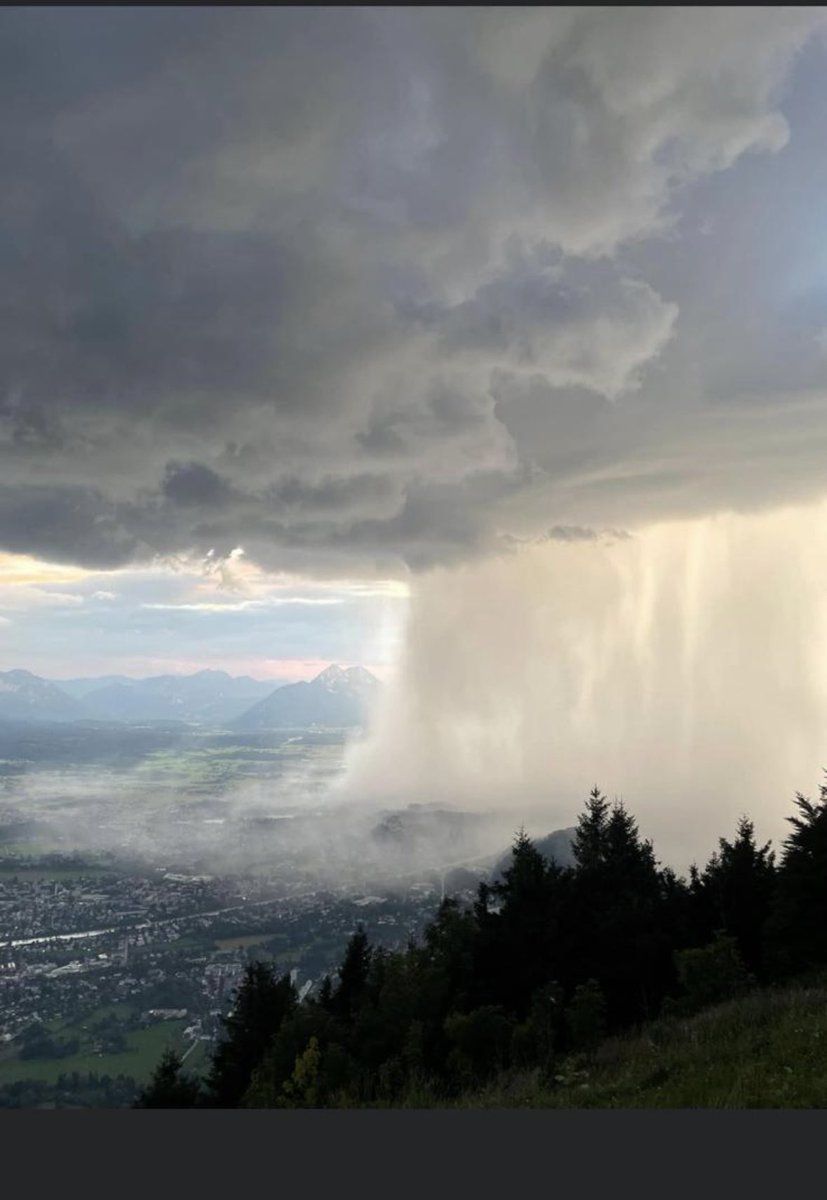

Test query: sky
[0,547,407,680]
[3,6,827,841]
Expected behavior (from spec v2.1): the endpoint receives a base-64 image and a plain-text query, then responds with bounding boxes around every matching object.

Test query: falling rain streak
[340,499,827,869]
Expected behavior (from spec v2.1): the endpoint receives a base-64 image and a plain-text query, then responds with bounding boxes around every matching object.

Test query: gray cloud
[405,258,677,398]
[0,484,140,568]
[162,461,232,509]
[543,526,631,544]
[1,8,826,573]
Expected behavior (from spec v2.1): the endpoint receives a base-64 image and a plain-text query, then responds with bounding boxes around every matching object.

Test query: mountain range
[72,670,278,725]
[0,664,380,729]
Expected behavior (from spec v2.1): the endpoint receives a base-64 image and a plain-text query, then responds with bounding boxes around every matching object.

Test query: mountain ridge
[232,663,381,730]
[0,669,87,723]
[77,670,279,725]
[0,664,379,727]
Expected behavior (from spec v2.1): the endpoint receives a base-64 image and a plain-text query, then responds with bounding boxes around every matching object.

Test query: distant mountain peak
[313,664,378,687]
[344,665,379,685]
[232,663,381,730]
[0,669,85,722]
[314,664,348,684]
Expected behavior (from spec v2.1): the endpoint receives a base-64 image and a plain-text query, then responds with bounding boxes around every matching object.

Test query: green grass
[0,1020,188,1086]
[214,934,274,950]
[132,743,293,787]
[460,983,827,1108]
[40,1002,139,1039]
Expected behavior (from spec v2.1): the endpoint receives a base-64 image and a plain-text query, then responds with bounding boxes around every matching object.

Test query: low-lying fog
[0,728,526,888]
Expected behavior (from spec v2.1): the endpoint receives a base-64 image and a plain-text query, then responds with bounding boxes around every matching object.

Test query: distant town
[0,665,511,1107]
[0,851,478,1107]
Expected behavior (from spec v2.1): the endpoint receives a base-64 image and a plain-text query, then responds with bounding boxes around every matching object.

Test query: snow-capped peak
[312,664,378,693]
[314,664,349,688]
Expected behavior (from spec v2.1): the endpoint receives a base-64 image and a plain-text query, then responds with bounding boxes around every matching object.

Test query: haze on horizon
[3,7,827,865]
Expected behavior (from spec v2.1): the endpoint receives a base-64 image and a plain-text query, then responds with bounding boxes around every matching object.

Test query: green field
[131,743,292,790]
[214,933,273,950]
[53,1003,136,1029]
[0,1018,189,1087]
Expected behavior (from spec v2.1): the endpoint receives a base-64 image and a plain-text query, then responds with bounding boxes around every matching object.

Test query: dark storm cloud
[405,257,677,398]
[0,485,139,568]
[264,473,398,516]
[162,462,233,509]
[501,524,632,550]
[1,7,826,573]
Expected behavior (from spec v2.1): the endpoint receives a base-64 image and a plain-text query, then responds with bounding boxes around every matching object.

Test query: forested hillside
[138,779,827,1108]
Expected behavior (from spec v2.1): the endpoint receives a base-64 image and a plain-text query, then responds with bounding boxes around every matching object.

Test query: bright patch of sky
[0,549,408,680]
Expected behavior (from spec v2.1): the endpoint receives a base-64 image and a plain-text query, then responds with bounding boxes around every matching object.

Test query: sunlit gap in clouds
[0,546,410,681]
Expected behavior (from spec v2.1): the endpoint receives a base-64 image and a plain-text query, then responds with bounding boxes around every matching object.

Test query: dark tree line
[0,1071,138,1109]
[136,778,827,1108]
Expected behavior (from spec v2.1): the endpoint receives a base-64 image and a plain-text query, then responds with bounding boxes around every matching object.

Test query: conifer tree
[421,897,477,1009]
[605,803,660,895]
[499,827,551,899]
[318,975,334,1010]
[205,961,297,1107]
[569,793,671,1027]
[700,816,775,977]
[767,781,827,975]
[331,926,372,1021]
[482,829,565,1018]
[572,787,611,873]
[133,1048,200,1109]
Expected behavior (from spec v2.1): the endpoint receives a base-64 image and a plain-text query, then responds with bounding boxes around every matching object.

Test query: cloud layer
[2,8,827,574]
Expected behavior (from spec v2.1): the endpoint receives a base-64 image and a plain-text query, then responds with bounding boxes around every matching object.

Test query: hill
[137,781,827,1111]
[233,664,380,730]
[54,675,135,699]
[492,827,577,879]
[370,805,501,874]
[0,670,85,723]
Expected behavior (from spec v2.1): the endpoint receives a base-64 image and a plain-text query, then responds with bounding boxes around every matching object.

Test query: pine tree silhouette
[767,780,827,975]
[331,926,372,1022]
[700,816,775,977]
[134,1048,200,1109]
[205,961,297,1107]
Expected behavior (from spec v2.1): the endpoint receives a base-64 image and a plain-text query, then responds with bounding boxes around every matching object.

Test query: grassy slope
[456,983,827,1108]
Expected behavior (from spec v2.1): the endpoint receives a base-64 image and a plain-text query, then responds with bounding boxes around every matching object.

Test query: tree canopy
[138,778,827,1108]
